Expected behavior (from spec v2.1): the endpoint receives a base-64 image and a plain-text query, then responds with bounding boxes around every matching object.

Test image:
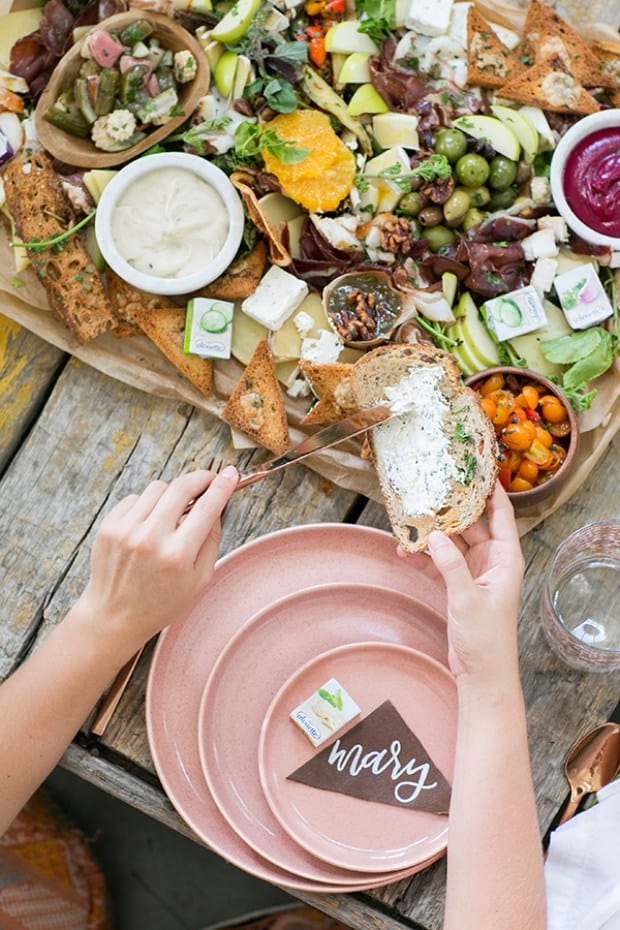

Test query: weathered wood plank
[0,314,65,473]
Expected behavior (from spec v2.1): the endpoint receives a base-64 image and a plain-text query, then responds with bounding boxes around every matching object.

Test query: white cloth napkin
[545,778,620,930]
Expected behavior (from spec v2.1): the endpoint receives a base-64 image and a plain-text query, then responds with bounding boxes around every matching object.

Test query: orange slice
[261,110,343,183]
[281,154,356,212]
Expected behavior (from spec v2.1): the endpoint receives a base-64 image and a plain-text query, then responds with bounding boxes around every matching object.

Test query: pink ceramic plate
[259,642,457,873]
[146,523,447,891]
[197,583,448,883]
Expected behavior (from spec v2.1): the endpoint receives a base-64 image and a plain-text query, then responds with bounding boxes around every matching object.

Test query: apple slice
[338,52,371,84]
[372,112,419,149]
[324,21,380,55]
[211,0,263,44]
[454,292,500,368]
[490,104,538,163]
[83,169,117,203]
[451,335,477,377]
[452,115,520,161]
[347,83,389,116]
[214,50,238,97]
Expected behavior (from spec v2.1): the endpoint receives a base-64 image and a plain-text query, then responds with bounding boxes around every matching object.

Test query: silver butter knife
[236,403,394,489]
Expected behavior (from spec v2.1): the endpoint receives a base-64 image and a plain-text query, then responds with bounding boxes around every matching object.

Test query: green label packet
[184,298,234,359]
[483,285,548,342]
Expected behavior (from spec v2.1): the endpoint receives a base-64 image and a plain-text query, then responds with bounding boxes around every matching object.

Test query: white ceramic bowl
[95,152,245,295]
[550,109,620,250]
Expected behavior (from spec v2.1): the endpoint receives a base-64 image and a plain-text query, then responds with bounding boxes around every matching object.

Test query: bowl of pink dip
[550,109,620,250]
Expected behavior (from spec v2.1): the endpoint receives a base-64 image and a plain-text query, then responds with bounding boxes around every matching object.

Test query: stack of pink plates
[146,523,457,892]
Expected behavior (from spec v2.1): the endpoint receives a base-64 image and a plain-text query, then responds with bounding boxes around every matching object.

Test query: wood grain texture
[0,315,65,473]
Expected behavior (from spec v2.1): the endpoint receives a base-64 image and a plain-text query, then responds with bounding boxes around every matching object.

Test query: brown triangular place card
[287,700,451,814]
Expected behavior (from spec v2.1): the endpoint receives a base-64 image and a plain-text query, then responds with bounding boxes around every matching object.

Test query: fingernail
[221,465,238,478]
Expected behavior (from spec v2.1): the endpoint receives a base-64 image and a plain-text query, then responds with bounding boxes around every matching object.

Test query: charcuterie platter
[0,0,618,529]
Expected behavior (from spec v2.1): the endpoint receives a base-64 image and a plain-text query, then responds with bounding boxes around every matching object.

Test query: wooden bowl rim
[34,10,210,169]
[464,365,580,507]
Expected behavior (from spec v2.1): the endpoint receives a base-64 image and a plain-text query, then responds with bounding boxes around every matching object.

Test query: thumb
[427,531,476,613]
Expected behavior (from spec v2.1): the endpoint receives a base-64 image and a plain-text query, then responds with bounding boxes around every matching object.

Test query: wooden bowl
[34,10,210,169]
[465,366,579,508]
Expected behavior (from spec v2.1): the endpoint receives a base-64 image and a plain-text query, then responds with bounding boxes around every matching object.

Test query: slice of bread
[349,344,498,553]
[466,7,523,89]
[131,305,213,397]
[498,55,599,115]
[223,339,290,454]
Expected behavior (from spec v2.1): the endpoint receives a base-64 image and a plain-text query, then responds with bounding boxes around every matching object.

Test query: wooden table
[1,313,619,930]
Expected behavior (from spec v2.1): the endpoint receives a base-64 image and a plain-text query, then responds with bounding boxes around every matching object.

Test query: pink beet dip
[563,127,620,239]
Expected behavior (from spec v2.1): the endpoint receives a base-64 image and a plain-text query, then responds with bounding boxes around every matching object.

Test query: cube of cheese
[537,215,569,243]
[530,257,558,297]
[521,228,558,262]
[300,328,343,364]
[241,265,309,331]
[405,0,453,36]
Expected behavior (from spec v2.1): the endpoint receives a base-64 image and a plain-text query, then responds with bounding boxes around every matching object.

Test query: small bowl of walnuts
[465,366,579,507]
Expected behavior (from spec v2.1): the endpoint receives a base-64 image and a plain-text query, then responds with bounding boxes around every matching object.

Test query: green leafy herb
[415,316,460,349]
[355,0,395,42]
[10,276,25,287]
[454,422,472,443]
[11,209,97,254]
[263,78,298,114]
[169,116,233,154]
[411,154,452,182]
[234,121,311,164]
[461,453,477,485]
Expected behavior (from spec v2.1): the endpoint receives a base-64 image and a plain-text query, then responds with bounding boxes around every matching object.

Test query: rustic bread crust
[2,151,113,344]
[466,7,523,89]
[349,344,498,553]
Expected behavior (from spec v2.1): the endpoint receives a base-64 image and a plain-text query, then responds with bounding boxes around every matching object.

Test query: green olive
[467,185,491,207]
[443,188,471,225]
[399,191,423,216]
[462,207,486,232]
[454,153,490,188]
[488,186,518,210]
[488,155,518,191]
[418,205,444,227]
[424,225,456,252]
[434,128,468,164]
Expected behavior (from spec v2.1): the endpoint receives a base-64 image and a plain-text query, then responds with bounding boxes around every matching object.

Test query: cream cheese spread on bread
[378,367,459,516]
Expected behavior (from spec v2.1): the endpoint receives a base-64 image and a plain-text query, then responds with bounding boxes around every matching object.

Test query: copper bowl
[465,366,579,508]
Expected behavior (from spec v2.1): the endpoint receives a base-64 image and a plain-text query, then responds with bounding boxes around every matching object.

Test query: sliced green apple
[210,0,263,44]
[324,21,379,55]
[452,115,521,161]
[203,40,224,72]
[214,50,238,97]
[83,169,117,204]
[85,224,105,272]
[442,271,458,307]
[454,292,500,368]
[364,145,410,177]
[451,336,478,377]
[233,54,252,98]
[490,104,538,162]
[338,52,371,84]
[516,105,556,153]
[372,112,419,149]
[347,83,389,116]
[330,52,347,83]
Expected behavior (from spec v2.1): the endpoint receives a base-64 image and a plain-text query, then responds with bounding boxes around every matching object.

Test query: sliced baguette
[349,344,498,552]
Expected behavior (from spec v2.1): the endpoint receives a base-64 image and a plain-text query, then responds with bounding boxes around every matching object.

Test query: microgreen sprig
[10,209,97,254]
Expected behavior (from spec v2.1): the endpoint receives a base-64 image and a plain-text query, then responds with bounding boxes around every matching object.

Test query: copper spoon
[558,722,620,825]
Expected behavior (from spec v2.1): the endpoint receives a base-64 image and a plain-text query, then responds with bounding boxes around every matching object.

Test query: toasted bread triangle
[223,339,290,455]
[300,392,345,426]
[535,24,611,89]
[498,55,599,115]
[131,305,213,397]
[299,360,353,397]
[466,7,524,89]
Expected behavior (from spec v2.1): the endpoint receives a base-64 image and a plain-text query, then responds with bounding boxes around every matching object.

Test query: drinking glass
[540,521,620,672]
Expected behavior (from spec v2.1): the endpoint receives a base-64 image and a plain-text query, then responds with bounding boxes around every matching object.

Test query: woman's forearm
[0,597,131,834]
[443,668,546,930]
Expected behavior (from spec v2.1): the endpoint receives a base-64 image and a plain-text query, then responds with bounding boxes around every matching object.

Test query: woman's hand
[77,467,238,656]
[426,482,524,681]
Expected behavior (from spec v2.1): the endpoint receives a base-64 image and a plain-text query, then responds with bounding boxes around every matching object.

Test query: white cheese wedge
[300,328,344,364]
[241,265,309,331]
[405,0,453,36]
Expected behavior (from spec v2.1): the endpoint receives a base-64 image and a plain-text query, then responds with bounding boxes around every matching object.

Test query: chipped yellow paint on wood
[0,314,65,473]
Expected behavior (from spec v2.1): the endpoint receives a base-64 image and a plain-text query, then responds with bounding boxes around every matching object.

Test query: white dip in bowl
[95,152,245,295]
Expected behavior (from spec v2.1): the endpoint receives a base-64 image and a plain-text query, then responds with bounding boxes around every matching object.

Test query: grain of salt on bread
[223,338,290,455]
[349,343,498,553]
[131,305,213,397]
[2,150,113,344]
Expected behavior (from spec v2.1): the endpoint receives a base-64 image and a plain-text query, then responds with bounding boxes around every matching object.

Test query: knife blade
[236,403,394,489]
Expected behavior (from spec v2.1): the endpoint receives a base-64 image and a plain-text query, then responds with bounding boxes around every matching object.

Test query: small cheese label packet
[483,285,548,341]
[553,265,614,330]
[290,678,361,747]
[184,298,234,359]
